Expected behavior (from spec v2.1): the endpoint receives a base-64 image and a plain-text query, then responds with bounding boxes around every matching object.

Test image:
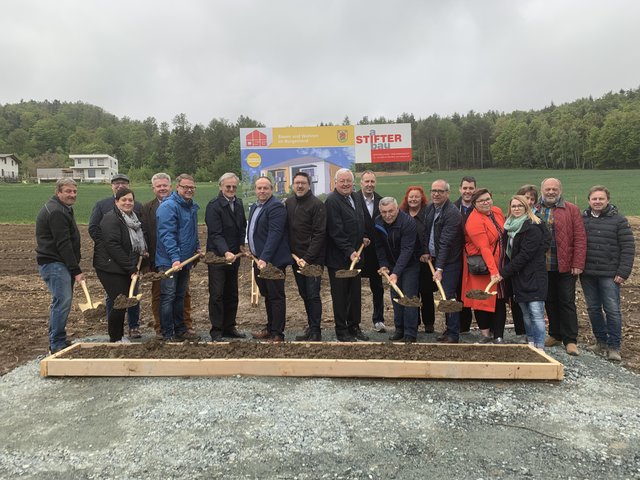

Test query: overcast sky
[3,0,640,127]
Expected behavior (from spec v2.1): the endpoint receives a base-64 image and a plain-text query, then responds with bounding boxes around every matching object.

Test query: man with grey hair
[205,172,247,341]
[36,178,84,354]
[141,173,195,338]
[537,177,586,356]
[325,168,369,341]
[374,196,420,342]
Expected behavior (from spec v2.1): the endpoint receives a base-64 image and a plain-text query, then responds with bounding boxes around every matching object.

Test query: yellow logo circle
[246,152,262,168]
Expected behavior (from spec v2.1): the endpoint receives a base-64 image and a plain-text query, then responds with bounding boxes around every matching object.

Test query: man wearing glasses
[424,179,464,343]
[156,174,202,341]
[205,172,247,341]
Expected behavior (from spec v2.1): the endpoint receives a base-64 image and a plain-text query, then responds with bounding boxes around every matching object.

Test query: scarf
[120,209,146,254]
[503,215,528,258]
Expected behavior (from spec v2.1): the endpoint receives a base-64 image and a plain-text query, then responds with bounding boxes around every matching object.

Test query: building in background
[69,154,119,182]
[0,154,20,182]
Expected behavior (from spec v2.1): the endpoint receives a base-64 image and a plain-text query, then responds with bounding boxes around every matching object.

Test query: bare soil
[1,220,639,374]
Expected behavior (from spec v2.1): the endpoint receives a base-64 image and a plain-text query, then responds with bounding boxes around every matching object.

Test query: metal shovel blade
[113,293,142,310]
[335,268,361,278]
[393,296,422,308]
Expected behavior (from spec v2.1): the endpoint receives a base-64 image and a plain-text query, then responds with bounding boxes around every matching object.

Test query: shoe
[494,337,504,344]
[565,343,580,356]
[436,332,448,342]
[544,336,562,347]
[211,332,223,342]
[351,329,369,341]
[439,336,459,344]
[374,322,387,333]
[296,329,321,341]
[223,328,246,338]
[186,328,197,335]
[478,335,493,344]
[404,336,417,344]
[115,337,131,344]
[308,331,321,342]
[586,342,607,356]
[264,335,284,343]
[607,349,621,362]
[162,336,176,342]
[337,335,356,342]
[48,343,70,354]
[176,330,200,341]
[128,327,141,339]
[390,332,404,341]
[424,325,435,333]
[252,328,271,339]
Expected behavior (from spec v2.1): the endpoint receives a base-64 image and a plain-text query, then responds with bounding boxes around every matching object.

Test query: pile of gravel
[1,330,639,479]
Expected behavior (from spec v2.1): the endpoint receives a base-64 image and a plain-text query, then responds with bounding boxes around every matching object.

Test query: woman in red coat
[462,188,507,343]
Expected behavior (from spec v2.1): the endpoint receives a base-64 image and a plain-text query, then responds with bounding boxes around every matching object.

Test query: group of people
[36,170,635,362]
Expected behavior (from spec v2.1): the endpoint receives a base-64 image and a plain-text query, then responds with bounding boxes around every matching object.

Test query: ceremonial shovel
[113,257,143,309]
[142,253,202,283]
[204,251,244,265]
[465,278,500,300]
[379,270,422,308]
[247,253,285,280]
[78,280,105,319]
[427,259,464,313]
[335,243,365,278]
[291,254,323,277]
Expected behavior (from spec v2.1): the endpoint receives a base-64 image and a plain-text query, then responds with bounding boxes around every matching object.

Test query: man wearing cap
[88,173,143,338]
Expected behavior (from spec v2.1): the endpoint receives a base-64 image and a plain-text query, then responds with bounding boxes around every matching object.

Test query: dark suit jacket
[141,197,161,269]
[205,192,247,256]
[357,190,382,276]
[89,196,142,241]
[247,195,291,268]
[324,189,365,270]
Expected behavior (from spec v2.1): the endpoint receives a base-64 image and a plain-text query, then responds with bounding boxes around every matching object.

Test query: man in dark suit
[453,175,476,334]
[141,173,194,338]
[325,168,370,342]
[357,170,386,333]
[88,173,143,338]
[205,172,247,341]
[248,176,291,341]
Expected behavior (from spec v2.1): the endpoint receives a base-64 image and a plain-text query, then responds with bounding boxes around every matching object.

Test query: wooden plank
[40,343,563,380]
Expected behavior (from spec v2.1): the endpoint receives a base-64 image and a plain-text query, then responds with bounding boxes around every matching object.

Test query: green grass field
[1,169,637,224]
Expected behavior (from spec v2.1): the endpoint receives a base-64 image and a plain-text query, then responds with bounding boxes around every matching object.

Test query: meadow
[1,169,637,224]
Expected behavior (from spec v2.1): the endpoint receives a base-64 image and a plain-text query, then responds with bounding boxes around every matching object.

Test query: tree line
[1,86,639,181]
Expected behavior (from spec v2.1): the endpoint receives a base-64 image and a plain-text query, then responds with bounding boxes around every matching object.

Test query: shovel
[78,280,105,320]
[292,254,323,277]
[335,243,365,278]
[142,253,202,283]
[247,253,285,280]
[250,260,260,307]
[427,260,463,313]
[113,257,143,309]
[379,270,421,308]
[465,278,500,300]
[204,251,244,265]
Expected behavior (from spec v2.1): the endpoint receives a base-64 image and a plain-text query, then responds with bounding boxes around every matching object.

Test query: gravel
[1,330,640,480]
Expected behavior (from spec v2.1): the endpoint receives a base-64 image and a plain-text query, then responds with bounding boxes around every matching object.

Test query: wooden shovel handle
[164,253,201,276]
[291,253,304,267]
[380,270,405,298]
[80,280,94,308]
[348,243,365,270]
[426,259,448,300]
[484,277,500,293]
[128,256,143,297]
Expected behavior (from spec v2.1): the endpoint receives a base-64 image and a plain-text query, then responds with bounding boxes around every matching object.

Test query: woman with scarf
[499,195,550,350]
[94,188,147,342]
[461,188,507,343]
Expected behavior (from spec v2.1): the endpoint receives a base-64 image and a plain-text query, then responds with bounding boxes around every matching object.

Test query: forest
[1,86,639,182]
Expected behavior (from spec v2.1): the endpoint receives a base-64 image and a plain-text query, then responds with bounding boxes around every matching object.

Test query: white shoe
[374,322,386,333]
[116,337,131,344]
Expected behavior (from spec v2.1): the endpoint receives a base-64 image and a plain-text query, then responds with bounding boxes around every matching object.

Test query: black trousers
[328,268,362,337]
[546,271,579,345]
[96,269,130,342]
[475,299,507,339]
[419,262,436,328]
[510,299,526,335]
[253,264,286,339]
[207,262,240,337]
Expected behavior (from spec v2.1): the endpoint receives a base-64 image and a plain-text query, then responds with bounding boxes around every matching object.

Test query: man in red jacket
[536,178,586,356]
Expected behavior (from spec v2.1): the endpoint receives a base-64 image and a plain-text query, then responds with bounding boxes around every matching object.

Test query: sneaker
[544,336,562,347]
[374,322,386,333]
[565,343,580,356]
[351,329,369,341]
[607,349,622,362]
[586,342,607,356]
[115,337,131,344]
[478,335,493,344]
[389,332,404,341]
[424,325,435,333]
[494,337,505,344]
[128,327,142,339]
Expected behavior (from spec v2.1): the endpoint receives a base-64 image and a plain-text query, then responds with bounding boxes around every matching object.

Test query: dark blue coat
[424,199,464,269]
[324,190,365,269]
[247,195,291,268]
[374,210,419,277]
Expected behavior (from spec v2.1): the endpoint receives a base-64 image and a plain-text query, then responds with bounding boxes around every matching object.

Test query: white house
[69,154,118,183]
[0,154,20,181]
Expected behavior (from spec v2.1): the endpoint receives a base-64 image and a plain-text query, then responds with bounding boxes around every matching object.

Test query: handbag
[465,241,498,275]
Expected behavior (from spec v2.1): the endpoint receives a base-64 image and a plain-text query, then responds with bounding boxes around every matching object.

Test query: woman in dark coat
[500,195,550,350]
[93,188,147,342]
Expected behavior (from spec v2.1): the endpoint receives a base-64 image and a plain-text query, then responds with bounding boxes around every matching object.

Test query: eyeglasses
[476,198,492,204]
[337,180,353,185]
[511,204,525,209]
[430,189,448,194]
[178,185,196,191]
[223,185,238,190]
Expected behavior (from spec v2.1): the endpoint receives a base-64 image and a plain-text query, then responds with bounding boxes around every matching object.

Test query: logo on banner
[337,129,348,143]
[246,130,267,147]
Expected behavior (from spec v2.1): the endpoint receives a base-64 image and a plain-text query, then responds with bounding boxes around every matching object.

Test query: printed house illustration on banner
[260,156,343,195]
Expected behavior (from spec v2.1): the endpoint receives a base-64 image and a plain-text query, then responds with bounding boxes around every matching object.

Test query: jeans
[293,269,323,332]
[438,261,462,341]
[546,271,578,345]
[518,301,546,349]
[160,268,190,339]
[39,262,74,351]
[580,275,623,349]
[390,262,420,339]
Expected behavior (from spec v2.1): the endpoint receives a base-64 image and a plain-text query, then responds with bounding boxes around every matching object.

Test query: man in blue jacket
[248,176,291,341]
[156,174,201,341]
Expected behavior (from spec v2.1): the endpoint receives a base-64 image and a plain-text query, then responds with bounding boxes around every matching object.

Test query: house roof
[0,154,20,165]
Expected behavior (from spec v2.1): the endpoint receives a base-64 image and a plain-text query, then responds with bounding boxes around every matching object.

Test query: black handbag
[465,241,498,275]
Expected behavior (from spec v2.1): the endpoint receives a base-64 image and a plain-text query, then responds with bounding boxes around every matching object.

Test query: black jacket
[582,204,635,279]
[141,197,160,269]
[93,208,139,276]
[424,199,464,269]
[205,192,247,257]
[500,220,550,303]
[35,196,82,276]
[453,197,474,226]
[285,191,326,265]
[356,190,382,277]
[89,196,142,242]
[324,190,365,269]
[374,210,419,277]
